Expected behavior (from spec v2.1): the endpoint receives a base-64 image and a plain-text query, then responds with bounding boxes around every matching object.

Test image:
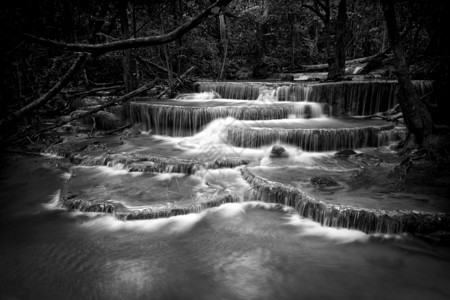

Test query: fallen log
[65,85,124,108]
[157,66,195,99]
[12,80,156,143]
[292,51,389,72]
[0,52,88,132]
[344,112,403,122]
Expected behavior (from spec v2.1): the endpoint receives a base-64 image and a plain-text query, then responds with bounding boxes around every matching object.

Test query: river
[1,154,449,300]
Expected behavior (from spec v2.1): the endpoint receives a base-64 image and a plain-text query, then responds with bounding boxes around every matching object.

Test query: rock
[310,176,339,188]
[123,125,141,138]
[269,145,289,158]
[335,149,357,157]
[84,142,107,152]
[303,105,312,119]
[279,74,294,81]
[350,167,374,189]
[322,104,332,117]
[354,153,383,165]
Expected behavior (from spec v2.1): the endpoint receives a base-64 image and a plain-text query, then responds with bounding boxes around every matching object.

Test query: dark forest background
[0,0,449,143]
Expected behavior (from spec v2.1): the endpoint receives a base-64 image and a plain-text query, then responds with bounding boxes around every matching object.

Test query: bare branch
[0,53,88,131]
[23,0,233,56]
[303,4,326,22]
[156,66,195,98]
[29,81,156,138]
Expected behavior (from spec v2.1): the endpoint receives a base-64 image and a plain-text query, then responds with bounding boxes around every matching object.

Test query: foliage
[0,0,448,130]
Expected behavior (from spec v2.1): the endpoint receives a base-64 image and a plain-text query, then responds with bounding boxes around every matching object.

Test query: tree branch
[157,66,195,98]
[314,0,327,11]
[65,85,124,109]
[23,0,233,56]
[0,52,88,131]
[28,81,156,139]
[303,4,326,22]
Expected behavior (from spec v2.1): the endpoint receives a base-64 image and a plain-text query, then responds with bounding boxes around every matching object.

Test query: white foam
[77,211,206,233]
[175,92,219,101]
[194,167,251,198]
[78,165,142,177]
[285,213,369,243]
[255,89,277,103]
[152,173,186,182]
[40,152,63,158]
[42,190,62,210]
[210,202,247,218]
[242,201,294,213]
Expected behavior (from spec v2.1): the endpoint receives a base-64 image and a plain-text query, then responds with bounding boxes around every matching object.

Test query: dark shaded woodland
[0,0,449,148]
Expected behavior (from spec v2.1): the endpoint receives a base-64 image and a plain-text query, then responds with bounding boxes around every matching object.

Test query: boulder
[310,176,339,188]
[335,149,357,157]
[269,145,289,158]
[279,74,294,81]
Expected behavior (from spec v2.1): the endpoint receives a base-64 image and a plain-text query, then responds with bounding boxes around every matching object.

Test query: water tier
[43,78,448,237]
[59,166,247,220]
[195,80,434,115]
[227,119,395,151]
[130,99,328,136]
[241,167,450,235]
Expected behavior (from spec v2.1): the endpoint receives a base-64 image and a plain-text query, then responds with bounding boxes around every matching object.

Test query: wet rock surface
[310,176,339,188]
[269,145,289,158]
[335,149,357,157]
[58,165,247,220]
[241,167,450,236]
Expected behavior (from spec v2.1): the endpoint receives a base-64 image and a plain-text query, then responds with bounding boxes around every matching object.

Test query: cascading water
[106,78,444,235]
[3,76,449,300]
[226,120,394,150]
[129,99,329,136]
[195,82,260,100]
[45,77,447,236]
[276,85,312,102]
[194,80,434,116]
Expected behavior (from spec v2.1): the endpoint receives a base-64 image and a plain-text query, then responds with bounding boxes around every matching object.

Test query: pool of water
[249,165,450,213]
[66,165,250,209]
[1,155,450,300]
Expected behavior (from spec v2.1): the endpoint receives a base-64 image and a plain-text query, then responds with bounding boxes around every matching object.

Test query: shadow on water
[1,154,450,300]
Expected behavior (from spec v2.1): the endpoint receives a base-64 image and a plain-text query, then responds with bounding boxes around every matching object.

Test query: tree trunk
[380,0,432,145]
[28,81,156,139]
[173,0,183,73]
[219,13,228,79]
[327,0,347,80]
[0,53,87,133]
[24,0,234,56]
[253,0,270,78]
[119,0,138,93]
[323,0,332,73]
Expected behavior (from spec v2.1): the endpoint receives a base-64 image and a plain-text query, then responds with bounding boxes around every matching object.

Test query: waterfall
[129,101,328,136]
[276,85,312,102]
[194,80,434,115]
[79,153,251,174]
[60,182,241,220]
[227,124,395,151]
[241,167,450,235]
[270,80,434,115]
[175,92,220,101]
[195,82,260,100]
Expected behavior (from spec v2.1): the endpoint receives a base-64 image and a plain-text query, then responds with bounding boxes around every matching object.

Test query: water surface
[1,155,449,300]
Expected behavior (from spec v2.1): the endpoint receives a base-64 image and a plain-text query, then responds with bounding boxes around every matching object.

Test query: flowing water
[2,78,449,299]
[1,155,450,300]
